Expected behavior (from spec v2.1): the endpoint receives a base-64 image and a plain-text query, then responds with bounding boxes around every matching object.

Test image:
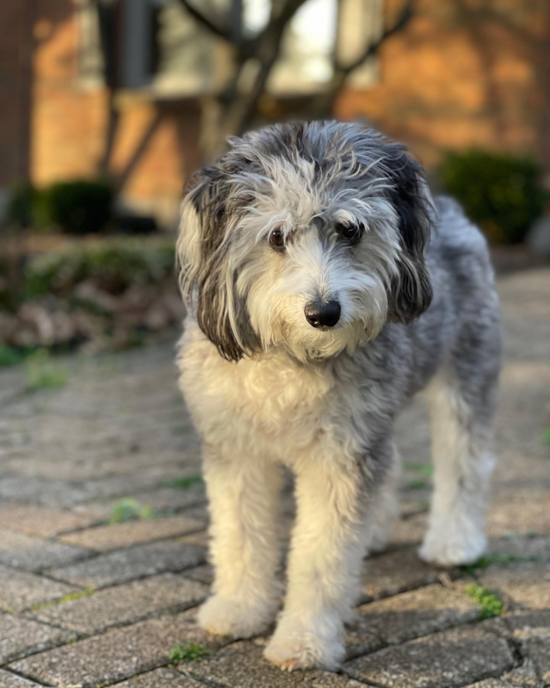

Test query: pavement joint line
[0,665,54,687]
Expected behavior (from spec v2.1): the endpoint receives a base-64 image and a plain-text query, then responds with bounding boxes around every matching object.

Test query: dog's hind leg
[366,443,400,555]
[419,365,499,567]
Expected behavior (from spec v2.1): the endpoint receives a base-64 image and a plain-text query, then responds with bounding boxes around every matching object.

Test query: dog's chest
[178,325,338,454]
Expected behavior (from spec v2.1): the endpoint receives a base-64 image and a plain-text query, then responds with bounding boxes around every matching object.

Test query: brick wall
[336,0,550,171]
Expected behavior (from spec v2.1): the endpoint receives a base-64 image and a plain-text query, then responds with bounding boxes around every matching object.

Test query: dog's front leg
[265,452,373,671]
[198,446,283,638]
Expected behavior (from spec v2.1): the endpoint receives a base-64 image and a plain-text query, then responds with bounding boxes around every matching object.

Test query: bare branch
[335,0,415,74]
[309,0,416,119]
[175,0,231,42]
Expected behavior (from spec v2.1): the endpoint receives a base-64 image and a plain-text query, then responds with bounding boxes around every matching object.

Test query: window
[76,0,382,95]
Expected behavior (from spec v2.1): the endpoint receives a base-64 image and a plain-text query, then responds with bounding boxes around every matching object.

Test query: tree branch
[175,0,231,42]
[335,0,415,74]
[310,0,416,119]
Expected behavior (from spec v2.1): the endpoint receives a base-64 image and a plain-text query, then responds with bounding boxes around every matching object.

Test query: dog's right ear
[177,165,258,362]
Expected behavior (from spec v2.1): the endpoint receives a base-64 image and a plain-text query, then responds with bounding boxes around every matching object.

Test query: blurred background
[1,0,549,359]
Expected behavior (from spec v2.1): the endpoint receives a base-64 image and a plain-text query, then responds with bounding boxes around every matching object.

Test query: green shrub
[25,239,175,298]
[7,184,40,228]
[438,150,547,244]
[41,180,113,235]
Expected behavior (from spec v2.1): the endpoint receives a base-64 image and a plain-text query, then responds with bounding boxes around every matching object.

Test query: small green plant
[0,345,22,367]
[25,349,68,391]
[30,588,94,611]
[465,583,505,619]
[461,553,540,573]
[542,428,550,447]
[438,149,547,244]
[404,462,434,477]
[169,642,211,664]
[109,498,153,524]
[162,475,204,490]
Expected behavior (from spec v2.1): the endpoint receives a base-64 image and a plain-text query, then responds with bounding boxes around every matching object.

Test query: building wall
[336,0,550,172]
[7,0,550,226]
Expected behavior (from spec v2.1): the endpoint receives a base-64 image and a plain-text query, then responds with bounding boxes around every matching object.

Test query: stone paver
[115,667,202,686]
[0,672,42,687]
[0,529,91,572]
[347,583,480,656]
[0,612,75,664]
[58,515,204,551]
[345,624,514,687]
[360,547,446,601]
[33,574,208,633]
[0,564,80,612]
[9,610,227,688]
[184,641,363,687]
[0,502,97,537]
[47,540,206,588]
[0,267,548,687]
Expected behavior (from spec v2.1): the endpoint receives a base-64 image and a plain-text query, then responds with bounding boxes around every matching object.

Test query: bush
[438,150,547,244]
[41,180,114,235]
[25,239,175,298]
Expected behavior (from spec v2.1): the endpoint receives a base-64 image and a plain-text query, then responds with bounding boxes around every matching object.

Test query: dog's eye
[336,221,363,245]
[269,228,286,250]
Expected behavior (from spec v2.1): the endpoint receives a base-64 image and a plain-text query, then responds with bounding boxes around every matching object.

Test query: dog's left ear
[385,145,434,323]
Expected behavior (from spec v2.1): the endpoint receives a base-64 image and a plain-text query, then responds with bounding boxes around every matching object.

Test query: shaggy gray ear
[177,165,259,362]
[385,146,433,324]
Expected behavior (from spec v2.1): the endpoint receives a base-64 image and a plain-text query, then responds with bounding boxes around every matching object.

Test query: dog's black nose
[305,300,341,328]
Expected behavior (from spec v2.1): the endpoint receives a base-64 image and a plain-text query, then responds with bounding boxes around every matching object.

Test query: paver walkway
[0,268,549,688]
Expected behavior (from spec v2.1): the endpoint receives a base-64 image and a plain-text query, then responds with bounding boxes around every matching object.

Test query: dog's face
[177,121,434,362]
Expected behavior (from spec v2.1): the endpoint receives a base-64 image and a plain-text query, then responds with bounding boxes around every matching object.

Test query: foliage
[40,180,114,235]
[461,553,540,574]
[0,237,182,352]
[465,583,505,619]
[0,345,23,367]
[25,349,68,390]
[8,184,42,228]
[543,428,550,447]
[109,498,153,524]
[162,475,203,490]
[25,239,175,298]
[169,642,211,664]
[438,150,547,244]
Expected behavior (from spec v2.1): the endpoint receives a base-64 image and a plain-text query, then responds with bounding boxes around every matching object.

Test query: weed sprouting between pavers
[109,498,154,524]
[29,588,94,611]
[161,475,204,490]
[169,642,212,664]
[460,553,541,574]
[25,349,68,391]
[465,583,505,619]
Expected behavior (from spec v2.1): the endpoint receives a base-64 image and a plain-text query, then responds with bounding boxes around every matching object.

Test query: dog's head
[177,121,434,362]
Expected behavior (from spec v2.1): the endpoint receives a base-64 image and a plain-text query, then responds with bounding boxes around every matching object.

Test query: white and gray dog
[176,120,501,671]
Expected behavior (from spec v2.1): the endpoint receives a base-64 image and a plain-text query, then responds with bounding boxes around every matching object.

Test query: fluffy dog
[176,121,501,671]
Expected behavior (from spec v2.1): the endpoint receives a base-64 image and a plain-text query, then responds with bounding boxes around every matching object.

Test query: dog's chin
[278,322,367,363]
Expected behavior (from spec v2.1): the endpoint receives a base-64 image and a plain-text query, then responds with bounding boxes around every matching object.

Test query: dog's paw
[419,523,486,567]
[264,614,344,671]
[198,595,276,638]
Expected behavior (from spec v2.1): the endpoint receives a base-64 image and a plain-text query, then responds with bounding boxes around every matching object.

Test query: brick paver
[0,268,549,686]
[34,574,207,633]
[47,539,206,589]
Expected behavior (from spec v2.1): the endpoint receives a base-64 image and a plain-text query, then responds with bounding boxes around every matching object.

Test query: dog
[175,121,501,671]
